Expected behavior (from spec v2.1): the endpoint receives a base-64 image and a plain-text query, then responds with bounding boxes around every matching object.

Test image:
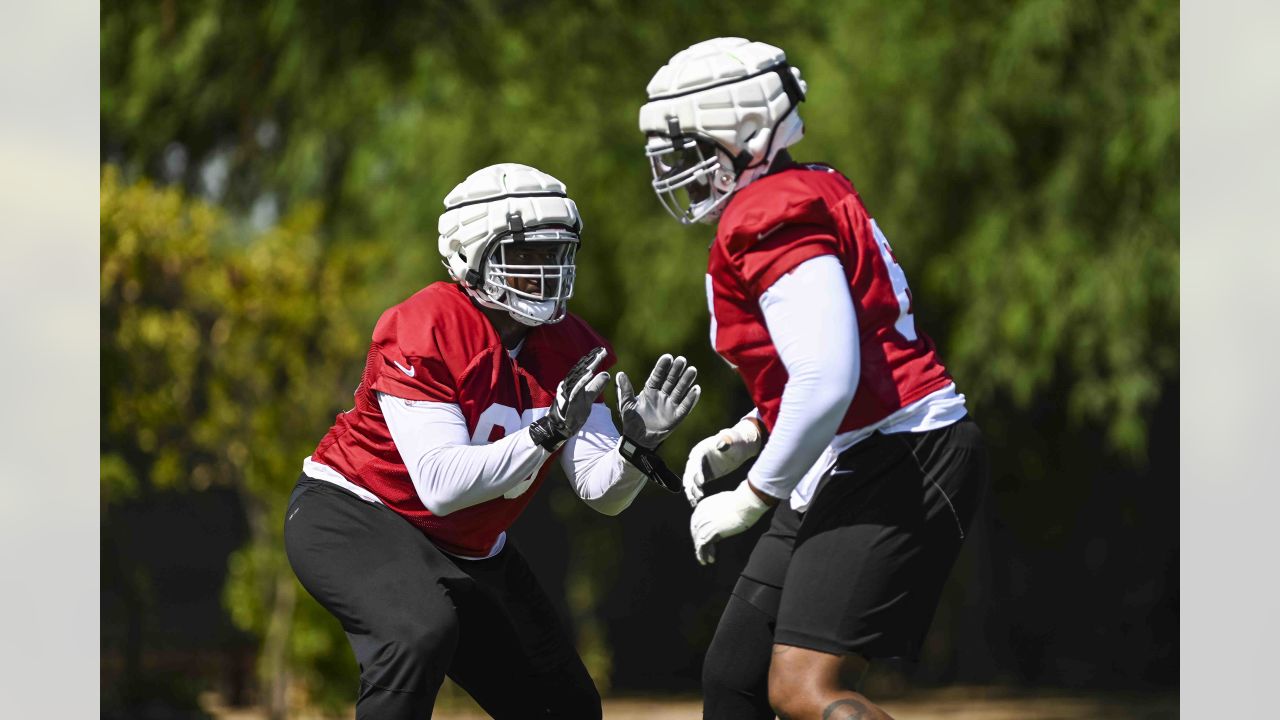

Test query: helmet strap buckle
[506,211,525,243]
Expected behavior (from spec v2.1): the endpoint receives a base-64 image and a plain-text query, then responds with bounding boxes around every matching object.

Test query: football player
[638,39,990,720]
[284,163,700,718]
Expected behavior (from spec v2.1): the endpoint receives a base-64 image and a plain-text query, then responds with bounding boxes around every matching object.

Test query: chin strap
[619,437,681,493]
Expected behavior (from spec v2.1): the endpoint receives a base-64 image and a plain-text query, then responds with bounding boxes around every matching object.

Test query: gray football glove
[529,347,610,450]
[617,354,701,449]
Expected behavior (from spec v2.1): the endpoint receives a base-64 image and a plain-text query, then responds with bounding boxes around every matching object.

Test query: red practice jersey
[706,164,953,434]
[311,282,615,556]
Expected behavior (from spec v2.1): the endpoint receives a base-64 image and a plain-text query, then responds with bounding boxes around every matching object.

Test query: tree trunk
[239,489,297,720]
[261,570,297,720]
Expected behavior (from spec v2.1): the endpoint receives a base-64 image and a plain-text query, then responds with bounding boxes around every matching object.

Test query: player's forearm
[562,405,647,515]
[414,431,550,515]
[748,368,854,499]
[378,392,550,516]
[573,447,648,516]
[749,256,859,499]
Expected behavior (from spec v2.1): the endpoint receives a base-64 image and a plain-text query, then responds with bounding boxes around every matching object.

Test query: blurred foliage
[101,0,1178,708]
[101,168,370,709]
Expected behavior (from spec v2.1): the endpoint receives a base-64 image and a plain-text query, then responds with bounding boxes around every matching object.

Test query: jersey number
[870,219,918,342]
[472,403,549,499]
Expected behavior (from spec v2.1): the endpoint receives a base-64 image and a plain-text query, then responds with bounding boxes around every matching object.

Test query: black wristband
[619,437,681,493]
[529,416,569,451]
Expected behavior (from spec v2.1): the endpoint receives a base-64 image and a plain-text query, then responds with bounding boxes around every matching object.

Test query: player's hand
[617,354,700,449]
[682,417,764,507]
[689,480,771,566]
[553,346,611,434]
[531,347,610,450]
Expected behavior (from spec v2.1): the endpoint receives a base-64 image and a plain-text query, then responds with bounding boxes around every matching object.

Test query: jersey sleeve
[734,224,840,299]
[748,255,859,498]
[367,306,458,403]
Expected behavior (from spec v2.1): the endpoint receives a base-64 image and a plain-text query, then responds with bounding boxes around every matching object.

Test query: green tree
[796,0,1179,453]
[102,168,380,713]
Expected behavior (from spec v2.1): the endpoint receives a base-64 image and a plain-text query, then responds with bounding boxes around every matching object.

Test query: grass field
[206,687,1178,719]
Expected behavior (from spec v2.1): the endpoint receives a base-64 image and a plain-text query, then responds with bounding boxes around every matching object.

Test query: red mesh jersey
[311,282,615,556]
[706,164,953,433]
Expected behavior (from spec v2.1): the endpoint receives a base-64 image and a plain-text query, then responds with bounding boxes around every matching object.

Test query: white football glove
[689,480,771,565]
[617,354,701,449]
[682,416,765,506]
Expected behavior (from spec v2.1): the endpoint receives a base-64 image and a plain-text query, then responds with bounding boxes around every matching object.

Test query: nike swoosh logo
[288,507,300,521]
[757,222,786,241]
[392,360,416,377]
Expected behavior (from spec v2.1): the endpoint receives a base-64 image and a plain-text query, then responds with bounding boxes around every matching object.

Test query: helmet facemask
[645,131,737,225]
[477,224,579,326]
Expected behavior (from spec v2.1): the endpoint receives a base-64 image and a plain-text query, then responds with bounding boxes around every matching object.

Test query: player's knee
[767,651,830,718]
[406,621,454,657]
[565,690,602,720]
[547,686,600,720]
[701,657,734,697]
[767,657,798,715]
[550,666,602,720]
[768,673,809,720]
[703,635,752,695]
[702,593,775,701]
[367,620,458,690]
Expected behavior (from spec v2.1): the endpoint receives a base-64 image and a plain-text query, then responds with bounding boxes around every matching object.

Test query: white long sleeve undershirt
[747,255,860,500]
[378,393,646,517]
[559,407,649,516]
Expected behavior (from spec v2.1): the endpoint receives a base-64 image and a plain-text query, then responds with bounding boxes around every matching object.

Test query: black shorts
[283,475,599,718]
[736,417,989,661]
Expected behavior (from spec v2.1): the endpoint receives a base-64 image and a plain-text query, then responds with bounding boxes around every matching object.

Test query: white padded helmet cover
[639,37,806,162]
[438,163,581,277]
[437,163,582,325]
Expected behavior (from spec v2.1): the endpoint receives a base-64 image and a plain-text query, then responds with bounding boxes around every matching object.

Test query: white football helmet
[439,163,581,326]
[639,37,807,224]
